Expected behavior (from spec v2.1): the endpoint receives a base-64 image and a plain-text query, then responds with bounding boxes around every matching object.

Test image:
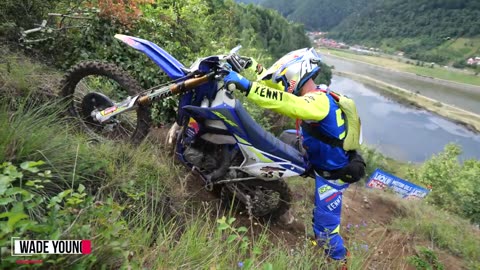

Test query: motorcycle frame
[114,34,307,185]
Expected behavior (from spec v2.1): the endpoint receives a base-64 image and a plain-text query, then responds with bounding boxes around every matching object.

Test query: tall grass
[129,209,333,270]
[391,200,480,268]
[0,46,60,105]
[0,100,110,193]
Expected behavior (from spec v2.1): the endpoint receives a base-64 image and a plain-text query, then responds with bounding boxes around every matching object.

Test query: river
[323,54,480,114]
[329,76,480,162]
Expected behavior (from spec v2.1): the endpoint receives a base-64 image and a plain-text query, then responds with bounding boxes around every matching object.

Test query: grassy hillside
[1,43,479,269]
[426,37,480,59]
[1,2,480,269]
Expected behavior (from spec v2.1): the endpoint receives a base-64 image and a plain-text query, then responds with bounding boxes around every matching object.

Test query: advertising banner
[366,169,430,200]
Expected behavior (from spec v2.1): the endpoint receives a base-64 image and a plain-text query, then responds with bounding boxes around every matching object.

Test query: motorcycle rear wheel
[61,61,151,144]
[220,179,292,222]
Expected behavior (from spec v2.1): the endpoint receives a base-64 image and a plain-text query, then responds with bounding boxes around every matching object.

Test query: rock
[279,209,295,225]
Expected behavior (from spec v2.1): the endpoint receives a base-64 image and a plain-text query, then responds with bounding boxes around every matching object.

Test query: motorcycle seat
[234,101,304,166]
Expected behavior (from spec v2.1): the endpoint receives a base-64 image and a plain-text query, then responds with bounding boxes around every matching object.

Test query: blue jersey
[302,94,349,171]
[247,83,349,172]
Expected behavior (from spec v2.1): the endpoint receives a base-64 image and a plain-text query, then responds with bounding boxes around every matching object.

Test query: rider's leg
[312,174,349,260]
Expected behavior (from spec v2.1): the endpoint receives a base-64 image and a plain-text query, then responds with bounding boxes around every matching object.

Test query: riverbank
[335,70,480,133]
[319,47,480,87]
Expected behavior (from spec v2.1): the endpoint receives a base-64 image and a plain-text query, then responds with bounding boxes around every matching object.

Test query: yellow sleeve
[247,81,330,121]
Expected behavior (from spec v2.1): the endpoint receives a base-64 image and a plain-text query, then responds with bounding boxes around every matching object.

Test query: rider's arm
[247,81,330,121]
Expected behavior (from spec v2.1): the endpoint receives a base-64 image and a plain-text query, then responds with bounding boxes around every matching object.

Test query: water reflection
[330,76,480,162]
[323,54,480,114]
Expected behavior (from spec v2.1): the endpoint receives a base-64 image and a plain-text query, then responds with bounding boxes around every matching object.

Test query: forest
[0,0,312,90]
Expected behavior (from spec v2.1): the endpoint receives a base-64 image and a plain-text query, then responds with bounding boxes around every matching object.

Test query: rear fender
[115,34,186,79]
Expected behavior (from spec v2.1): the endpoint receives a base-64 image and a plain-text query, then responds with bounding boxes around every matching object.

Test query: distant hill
[236,0,480,64]
[236,0,369,31]
[235,0,262,4]
[264,0,370,31]
[329,0,480,63]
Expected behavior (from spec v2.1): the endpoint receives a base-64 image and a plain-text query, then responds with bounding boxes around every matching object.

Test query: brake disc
[80,92,114,124]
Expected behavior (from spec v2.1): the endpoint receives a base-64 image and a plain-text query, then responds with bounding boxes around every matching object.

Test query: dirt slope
[149,127,466,270]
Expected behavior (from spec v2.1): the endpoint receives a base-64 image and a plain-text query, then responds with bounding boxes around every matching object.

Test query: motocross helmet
[260,48,322,96]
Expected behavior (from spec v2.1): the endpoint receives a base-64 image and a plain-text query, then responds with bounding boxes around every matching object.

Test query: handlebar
[136,46,247,107]
[170,73,214,94]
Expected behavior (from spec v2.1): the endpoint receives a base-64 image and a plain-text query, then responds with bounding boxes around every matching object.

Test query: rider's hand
[243,57,264,75]
[224,71,252,94]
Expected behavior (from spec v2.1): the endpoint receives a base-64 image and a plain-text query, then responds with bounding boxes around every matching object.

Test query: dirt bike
[61,34,309,220]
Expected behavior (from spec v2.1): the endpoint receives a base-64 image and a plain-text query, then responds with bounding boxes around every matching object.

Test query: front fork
[90,73,214,123]
[91,95,140,123]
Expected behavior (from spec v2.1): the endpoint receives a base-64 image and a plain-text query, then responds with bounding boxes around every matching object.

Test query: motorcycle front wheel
[61,61,151,144]
[220,179,292,221]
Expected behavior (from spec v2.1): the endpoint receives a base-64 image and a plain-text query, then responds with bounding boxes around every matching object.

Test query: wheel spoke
[68,74,138,141]
[61,61,150,144]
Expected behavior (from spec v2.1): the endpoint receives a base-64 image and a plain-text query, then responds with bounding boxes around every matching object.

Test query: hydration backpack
[301,89,362,151]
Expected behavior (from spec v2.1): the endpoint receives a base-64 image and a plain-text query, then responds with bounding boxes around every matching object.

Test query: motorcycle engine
[183,139,219,171]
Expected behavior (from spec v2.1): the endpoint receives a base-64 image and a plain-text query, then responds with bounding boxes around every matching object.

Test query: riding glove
[223,71,252,94]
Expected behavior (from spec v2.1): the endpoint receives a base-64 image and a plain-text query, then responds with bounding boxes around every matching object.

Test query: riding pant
[313,174,349,260]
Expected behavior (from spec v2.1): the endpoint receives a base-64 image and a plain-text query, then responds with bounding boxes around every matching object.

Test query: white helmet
[260,48,322,96]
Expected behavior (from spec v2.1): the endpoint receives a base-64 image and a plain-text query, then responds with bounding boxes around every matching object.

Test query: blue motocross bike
[61,34,308,219]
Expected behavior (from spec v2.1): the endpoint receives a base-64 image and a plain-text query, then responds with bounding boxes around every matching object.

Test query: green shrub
[0,161,131,269]
[406,144,480,223]
[359,145,389,177]
[408,246,445,270]
[0,0,58,40]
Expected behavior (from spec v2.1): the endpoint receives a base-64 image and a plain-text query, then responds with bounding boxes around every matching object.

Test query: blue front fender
[115,34,187,79]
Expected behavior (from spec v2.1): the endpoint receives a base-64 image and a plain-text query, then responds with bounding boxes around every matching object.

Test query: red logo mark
[124,38,137,47]
[101,106,117,116]
[287,80,297,93]
[81,240,91,254]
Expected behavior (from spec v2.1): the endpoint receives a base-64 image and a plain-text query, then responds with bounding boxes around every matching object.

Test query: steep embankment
[150,127,479,270]
[2,44,479,269]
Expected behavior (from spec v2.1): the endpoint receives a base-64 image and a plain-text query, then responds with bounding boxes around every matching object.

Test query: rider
[223,48,366,264]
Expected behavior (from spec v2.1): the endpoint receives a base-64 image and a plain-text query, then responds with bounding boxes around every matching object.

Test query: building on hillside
[349,46,378,55]
[467,57,480,66]
[315,38,349,49]
[307,31,325,41]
